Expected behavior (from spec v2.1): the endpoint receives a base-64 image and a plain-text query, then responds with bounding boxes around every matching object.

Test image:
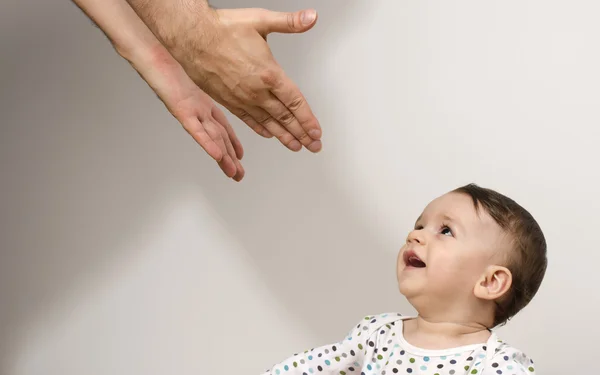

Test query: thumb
[257,8,318,35]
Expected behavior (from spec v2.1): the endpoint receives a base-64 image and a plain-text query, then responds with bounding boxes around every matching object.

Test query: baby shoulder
[484,343,537,375]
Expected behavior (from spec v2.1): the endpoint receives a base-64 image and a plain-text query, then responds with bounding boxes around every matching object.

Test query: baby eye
[440,225,453,236]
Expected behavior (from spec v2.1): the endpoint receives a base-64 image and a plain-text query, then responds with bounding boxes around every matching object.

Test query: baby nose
[406,229,425,244]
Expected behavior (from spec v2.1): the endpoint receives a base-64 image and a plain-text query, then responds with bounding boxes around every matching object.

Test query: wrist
[115,36,163,69]
[110,15,165,67]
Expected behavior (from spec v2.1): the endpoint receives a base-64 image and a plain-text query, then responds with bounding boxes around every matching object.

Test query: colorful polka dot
[263,314,536,375]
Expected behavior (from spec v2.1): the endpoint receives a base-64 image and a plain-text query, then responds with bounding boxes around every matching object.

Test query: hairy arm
[125,0,323,153]
[125,0,215,49]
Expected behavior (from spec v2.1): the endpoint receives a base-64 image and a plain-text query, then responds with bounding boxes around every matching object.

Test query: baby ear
[473,265,512,301]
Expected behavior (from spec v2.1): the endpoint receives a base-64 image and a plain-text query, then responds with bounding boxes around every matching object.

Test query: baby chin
[397,266,427,297]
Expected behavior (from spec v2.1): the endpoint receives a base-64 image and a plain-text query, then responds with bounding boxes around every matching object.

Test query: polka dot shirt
[261,313,536,375]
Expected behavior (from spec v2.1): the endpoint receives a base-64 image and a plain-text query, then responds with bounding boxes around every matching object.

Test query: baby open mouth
[404,251,426,268]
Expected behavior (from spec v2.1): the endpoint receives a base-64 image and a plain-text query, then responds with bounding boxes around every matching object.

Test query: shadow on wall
[0,0,408,372]
[0,2,189,370]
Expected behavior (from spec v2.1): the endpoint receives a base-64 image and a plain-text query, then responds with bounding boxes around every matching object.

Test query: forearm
[72,0,165,62]
[72,0,198,112]
[126,0,209,12]
[124,0,215,50]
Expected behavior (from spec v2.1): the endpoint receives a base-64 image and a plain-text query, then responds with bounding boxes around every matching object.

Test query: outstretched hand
[130,2,323,153]
[205,8,323,153]
[170,82,245,182]
[143,47,245,181]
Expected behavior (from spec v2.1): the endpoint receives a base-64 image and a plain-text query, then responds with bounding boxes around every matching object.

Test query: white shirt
[261,313,536,375]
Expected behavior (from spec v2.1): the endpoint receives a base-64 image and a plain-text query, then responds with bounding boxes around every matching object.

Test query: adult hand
[151,51,246,181]
[72,0,244,181]
[128,1,323,153]
[140,46,245,181]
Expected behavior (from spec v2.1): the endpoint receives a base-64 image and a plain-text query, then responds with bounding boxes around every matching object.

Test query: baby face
[397,192,511,304]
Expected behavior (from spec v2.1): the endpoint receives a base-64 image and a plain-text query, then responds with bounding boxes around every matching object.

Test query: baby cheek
[427,258,454,279]
[429,255,475,282]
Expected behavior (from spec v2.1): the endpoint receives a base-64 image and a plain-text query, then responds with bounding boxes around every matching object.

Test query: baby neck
[402,314,492,350]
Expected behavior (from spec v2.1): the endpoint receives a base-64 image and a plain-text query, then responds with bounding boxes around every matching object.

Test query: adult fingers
[181,116,224,162]
[220,8,318,36]
[260,93,321,152]
[269,74,322,141]
[230,107,274,139]
[254,8,318,36]
[182,116,238,178]
[232,158,245,182]
[212,105,244,160]
[217,154,238,179]
[199,117,238,178]
[218,124,245,181]
[241,105,303,152]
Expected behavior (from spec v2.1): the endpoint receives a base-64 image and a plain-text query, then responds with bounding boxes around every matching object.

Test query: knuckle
[247,91,261,103]
[255,114,272,126]
[240,85,260,102]
[277,132,295,143]
[287,13,297,31]
[235,109,252,122]
[287,96,305,112]
[260,68,281,87]
[275,111,295,126]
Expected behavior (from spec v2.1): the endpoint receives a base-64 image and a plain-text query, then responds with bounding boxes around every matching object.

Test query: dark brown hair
[453,183,547,327]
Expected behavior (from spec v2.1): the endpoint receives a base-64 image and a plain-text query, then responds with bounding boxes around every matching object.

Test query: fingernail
[262,129,272,138]
[235,165,245,182]
[309,129,321,139]
[307,140,322,152]
[289,140,302,151]
[301,10,316,26]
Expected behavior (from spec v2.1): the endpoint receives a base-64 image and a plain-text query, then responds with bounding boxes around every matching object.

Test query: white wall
[0,0,597,373]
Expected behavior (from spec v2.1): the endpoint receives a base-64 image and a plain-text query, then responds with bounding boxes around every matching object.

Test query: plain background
[1,0,598,373]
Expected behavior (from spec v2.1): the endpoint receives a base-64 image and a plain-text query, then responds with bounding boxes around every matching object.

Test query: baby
[261,184,547,375]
